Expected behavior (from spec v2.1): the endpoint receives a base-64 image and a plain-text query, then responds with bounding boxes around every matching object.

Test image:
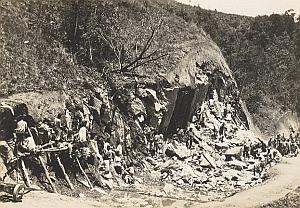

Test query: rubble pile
[138,89,299,200]
[0,82,298,202]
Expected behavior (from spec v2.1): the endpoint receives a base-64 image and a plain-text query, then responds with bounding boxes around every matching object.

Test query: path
[195,156,300,208]
[1,156,300,208]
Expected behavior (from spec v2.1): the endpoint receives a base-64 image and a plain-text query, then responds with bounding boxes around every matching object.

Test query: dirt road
[1,156,300,208]
[195,156,300,208]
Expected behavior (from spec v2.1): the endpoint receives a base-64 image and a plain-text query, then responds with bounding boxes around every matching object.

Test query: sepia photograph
[0,0,299,207]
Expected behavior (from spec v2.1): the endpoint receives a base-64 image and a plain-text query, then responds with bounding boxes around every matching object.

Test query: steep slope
[0,0,92,95]
[160,2,300,135]
[1,0,299,137]
[0,0,249,132]
[0,0,206,93]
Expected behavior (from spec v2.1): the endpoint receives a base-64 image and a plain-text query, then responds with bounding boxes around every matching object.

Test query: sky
[175,0,300,17]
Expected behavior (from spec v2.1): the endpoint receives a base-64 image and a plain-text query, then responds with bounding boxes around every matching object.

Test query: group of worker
[268,131,300,157]
[240,129,300,177]
[10,96,300,189]
[11,99,140,186]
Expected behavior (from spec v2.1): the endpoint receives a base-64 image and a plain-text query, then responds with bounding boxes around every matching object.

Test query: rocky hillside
[161,2,300,135]
[0,0,204,92]
[1,0,299,135]
[0,0,251,137]
[1,0,299,203]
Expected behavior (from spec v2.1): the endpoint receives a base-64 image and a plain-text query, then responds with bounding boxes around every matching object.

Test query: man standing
[186,128,194,150]
[15,116,28,141]
[19,132,36,153]
[65,109,72,130]
[54,114,62,141]
[78,122,88,143]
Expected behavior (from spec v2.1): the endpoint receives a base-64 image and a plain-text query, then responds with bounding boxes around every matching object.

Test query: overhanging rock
[160,42,251,134]
[160,85,208,135]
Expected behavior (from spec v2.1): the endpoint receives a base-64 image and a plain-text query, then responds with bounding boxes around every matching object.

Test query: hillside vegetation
[164,3,300,134]
[0,0,299,134]
[0,0,210,91]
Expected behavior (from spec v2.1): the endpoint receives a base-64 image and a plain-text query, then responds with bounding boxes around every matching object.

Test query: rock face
[53,38,252,155]
[159,42,250,135]
[276,112,300,136]
[0,40,252,144]
[167,42,234,87]
[0,101,28,140]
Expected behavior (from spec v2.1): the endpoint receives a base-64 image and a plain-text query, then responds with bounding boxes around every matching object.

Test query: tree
[62,0,169,73]
[295,15,300,60]
[98,20,168,73]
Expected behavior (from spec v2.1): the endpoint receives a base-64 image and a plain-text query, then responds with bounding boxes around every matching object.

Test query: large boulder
[0,101,28,140]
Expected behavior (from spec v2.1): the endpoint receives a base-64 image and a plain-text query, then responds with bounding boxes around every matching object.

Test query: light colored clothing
[116,144,123,156]
[114,155,122,166]
[165,143,174,151]
[40,123,49,130]
[21,136,36,152]
[103,142,110,153]
[104,160,110,172]
[78,126,88,142]
[83,104,91,116]
[93,97,102,116]
[16,120,27,133]
[65,109,72,129]
[89,140,101,158]
[54,118,62,128]
[128,166,134,175]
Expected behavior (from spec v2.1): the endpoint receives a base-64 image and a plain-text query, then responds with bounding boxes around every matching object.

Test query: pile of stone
[138,90,289,199]
[0,81,298,201]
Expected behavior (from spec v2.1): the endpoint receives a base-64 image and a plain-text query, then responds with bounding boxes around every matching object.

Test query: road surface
[1,156,300,208]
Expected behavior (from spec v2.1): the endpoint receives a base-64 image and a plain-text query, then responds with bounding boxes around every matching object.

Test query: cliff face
[160,42,249,135]
[159,1,299,135]
[0,0,254,143]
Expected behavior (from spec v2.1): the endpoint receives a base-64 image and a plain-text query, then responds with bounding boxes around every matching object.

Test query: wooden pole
[56,156,74,190]
[38,156,57,193]
[16,154,20,183]
[75,157,93,189]
[202,153,216,169]
[20,159,31,187]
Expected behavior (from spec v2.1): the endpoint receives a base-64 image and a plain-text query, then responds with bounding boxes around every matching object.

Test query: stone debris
[136,88,300,200]
[0,75,299,202]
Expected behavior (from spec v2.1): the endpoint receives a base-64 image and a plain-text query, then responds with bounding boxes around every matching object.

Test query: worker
[54,114,62,141]
[116,141,123,157]
[65,109,72,130]
[19,132,36,153]
[78,122,88,143]
[15,116,28,141]
[186,128,194,149]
